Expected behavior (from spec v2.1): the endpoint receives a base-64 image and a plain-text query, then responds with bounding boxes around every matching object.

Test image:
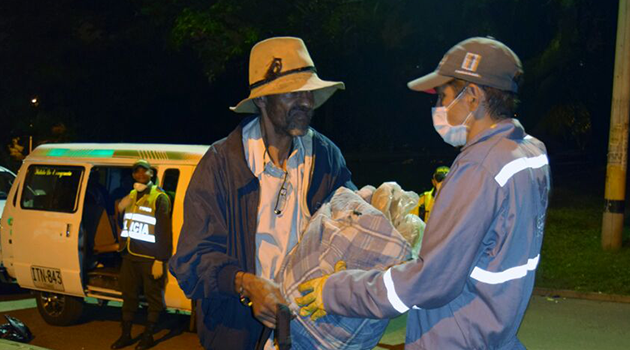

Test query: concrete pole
[602,0,630,250]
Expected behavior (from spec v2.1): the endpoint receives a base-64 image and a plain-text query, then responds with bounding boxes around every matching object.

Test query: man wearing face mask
[296,37,551,349]
[112,159,172,350]
[169,37,355,350]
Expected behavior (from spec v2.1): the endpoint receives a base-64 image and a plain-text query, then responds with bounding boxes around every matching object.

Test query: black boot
[135,323,156,350]
[111,321,134,349]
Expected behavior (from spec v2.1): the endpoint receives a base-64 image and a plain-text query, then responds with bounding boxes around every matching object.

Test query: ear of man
[253,96,268,111]
[465,84,483,109]
[464,84,488,120]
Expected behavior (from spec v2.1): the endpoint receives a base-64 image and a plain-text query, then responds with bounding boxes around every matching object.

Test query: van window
[162,169,180,205]
[85,167,133,211]
[21,165,84,213]
[0,171,14,200]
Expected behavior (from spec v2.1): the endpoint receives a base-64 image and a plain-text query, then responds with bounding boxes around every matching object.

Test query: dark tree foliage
[0,0,619,165]
[155,0,616,156]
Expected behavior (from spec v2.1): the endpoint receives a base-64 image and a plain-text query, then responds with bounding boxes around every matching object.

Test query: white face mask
[432,87,473,147]
[133,182,150,192]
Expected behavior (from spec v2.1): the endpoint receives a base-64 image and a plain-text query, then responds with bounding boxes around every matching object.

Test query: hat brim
[231,72,345,114]
[407,72,454,94]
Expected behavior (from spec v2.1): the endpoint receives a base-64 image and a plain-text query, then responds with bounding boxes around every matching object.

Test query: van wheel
[35,291,84,326]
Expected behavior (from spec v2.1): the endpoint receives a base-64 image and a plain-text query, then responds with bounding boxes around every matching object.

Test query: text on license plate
[30,266,65,292]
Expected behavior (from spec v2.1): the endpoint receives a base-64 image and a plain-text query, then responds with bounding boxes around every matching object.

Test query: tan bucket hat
[231,37,345,114]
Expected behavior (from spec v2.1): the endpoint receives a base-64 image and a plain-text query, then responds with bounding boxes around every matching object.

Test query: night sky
[0,0,621,172]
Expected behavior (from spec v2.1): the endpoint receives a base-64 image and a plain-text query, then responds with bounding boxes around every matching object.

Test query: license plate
[31,266,65,292]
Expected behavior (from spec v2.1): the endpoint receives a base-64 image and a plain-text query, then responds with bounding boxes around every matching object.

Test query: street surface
[376,295,630,350]
[1,285,629,350]
[0,284,201,350]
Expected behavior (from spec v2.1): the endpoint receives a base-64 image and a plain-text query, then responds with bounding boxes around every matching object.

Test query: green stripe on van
[37,148,197,160]
[47,149,115,158]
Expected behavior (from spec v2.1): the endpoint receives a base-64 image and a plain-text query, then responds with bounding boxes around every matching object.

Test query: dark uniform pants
[120,256,165,324]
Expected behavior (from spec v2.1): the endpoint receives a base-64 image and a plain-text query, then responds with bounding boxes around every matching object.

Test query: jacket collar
[461,118,526,151]
[225,117,258,189]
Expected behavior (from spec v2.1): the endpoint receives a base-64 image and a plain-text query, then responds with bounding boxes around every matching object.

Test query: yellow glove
[296,260,346,321]
[151,260,164,279]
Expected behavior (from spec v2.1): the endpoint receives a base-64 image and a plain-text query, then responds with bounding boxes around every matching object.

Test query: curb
[533,287,630,304]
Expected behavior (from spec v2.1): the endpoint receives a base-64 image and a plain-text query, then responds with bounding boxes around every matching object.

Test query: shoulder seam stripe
[494,155,548,187]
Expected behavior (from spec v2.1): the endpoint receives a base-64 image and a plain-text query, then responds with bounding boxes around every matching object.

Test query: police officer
[111,160,172,350]
[412,165,450,222]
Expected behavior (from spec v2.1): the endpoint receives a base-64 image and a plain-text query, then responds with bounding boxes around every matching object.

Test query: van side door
[12,164,87,297]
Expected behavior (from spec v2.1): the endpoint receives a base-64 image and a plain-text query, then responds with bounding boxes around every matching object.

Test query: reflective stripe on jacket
[323,119,550,350]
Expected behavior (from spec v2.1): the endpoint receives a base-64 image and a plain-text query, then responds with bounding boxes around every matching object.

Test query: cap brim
[132,164,151,170]
[407,72,453,94]
[230,73,345,114]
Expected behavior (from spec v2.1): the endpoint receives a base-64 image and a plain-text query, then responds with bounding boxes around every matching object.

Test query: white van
[0,143,209,326]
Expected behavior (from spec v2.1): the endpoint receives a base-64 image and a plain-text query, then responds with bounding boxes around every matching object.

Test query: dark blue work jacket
[169,117,355,349]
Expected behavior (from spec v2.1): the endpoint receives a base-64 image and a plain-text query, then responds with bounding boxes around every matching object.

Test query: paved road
[0,284,201,350]
[376,295,630,350]
[2,289,629,350]
[1,302,201,350]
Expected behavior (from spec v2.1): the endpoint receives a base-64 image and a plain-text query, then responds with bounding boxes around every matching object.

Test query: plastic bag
[0,315,33,343]
[396,213,425,257]
[370,184,394,221]
[364,182,424,255]
[355,185,376,203]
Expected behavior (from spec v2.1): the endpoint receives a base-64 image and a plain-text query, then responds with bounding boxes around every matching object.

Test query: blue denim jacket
[169,116,355,350]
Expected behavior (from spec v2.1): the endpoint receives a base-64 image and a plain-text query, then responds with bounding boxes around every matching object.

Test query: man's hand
[295,260,346,321]
[151,260,164,279]
[117,195,131,212]
[237,272,288,329]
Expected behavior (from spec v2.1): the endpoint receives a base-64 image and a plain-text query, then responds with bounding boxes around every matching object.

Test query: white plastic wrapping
[359,182,425,256]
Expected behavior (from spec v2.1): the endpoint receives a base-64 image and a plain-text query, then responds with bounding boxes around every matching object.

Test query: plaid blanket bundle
[277,186,414,349]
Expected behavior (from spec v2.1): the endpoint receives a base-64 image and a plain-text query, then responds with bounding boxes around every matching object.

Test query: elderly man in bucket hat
[169,37,355,350]
[296,37,551,349]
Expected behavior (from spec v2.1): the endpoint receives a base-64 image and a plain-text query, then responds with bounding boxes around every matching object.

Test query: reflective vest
[413,188,435,222]
[120,186,167,258]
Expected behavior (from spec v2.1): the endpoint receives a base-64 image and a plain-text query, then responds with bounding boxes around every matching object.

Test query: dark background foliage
[0,0,620,169]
